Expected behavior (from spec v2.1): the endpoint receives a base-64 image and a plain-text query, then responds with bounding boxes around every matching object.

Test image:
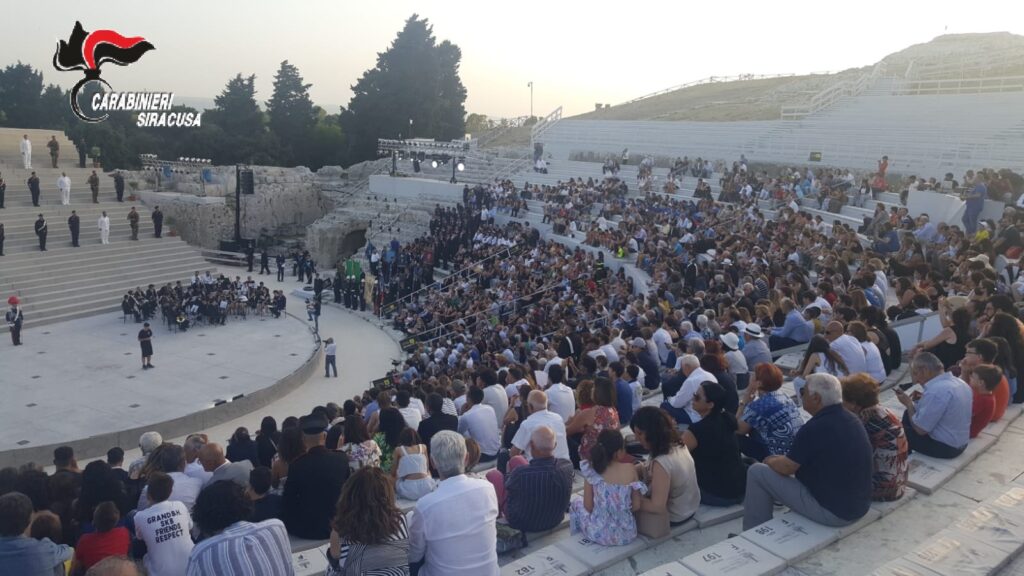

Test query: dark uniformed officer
[68,210,80,247]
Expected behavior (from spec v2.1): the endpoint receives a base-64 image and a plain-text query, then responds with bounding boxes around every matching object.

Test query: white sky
[3,0,1023,118]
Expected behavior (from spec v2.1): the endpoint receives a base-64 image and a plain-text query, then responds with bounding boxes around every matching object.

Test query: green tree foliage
[0,62,345,171]
[465,113,492,135]
[205,73,271,164]
[341,14,467,163]
[0,63,46,128]
[267,61,317,165]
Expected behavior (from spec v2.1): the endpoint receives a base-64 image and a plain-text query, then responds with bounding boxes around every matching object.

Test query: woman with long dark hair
[256,416,281,469]
[271,427,306,491]
[326,467,409,576]
[989,313,1024,403]
[796,335,849,381]
[226,427,259,469]
[374,407,408,473]
[629,407,699,539]
[74,461,129,532]
[913,300,972,370]
[681,382,746,506]
[340,416,382,471]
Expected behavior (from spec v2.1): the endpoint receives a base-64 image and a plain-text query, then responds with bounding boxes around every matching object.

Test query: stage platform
[0,310,319,468]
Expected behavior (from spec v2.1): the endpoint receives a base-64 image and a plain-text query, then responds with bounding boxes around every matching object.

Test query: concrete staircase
[0,128,213,327]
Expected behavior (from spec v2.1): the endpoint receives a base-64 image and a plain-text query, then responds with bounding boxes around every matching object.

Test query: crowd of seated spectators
[3,154,1024,575]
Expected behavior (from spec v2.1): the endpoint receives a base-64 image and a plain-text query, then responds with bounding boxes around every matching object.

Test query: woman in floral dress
[570,429,646,546]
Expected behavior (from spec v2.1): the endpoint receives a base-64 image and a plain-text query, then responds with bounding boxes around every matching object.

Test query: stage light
[431,160,438,169]
[457,161,465,172]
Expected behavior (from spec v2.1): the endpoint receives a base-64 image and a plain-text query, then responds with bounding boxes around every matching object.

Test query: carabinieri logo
[53,21,201,127]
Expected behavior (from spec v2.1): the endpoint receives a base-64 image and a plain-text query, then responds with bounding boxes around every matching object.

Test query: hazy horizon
[3,0,1023,120]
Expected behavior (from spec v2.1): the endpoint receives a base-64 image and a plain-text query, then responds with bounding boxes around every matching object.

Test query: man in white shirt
[652,319,674,365]
[824,321,866,375]
[458,387,500,460]
[665,354,717,424]
[137,444,203,512]
[19,135,31,169]
[57,172,71,206]
[136,471,194,576]
[543,364,576,422]
[504,366,530,408]
[410,431,499,576]
[510,390,570,461]
[477,369,508,432]
[97,211,110,245]
[396,389,422,430]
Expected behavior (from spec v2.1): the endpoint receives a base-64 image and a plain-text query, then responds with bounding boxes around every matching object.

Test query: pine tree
[341,14,467,163]
[267,60,316,165]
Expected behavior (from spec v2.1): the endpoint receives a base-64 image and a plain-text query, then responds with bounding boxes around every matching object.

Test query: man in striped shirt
[186,480,293,576]
[504,425,573,533]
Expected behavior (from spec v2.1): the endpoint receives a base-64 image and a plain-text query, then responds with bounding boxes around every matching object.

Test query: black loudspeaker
[240,170,255,194]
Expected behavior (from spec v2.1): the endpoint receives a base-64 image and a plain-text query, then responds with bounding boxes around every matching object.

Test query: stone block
[837,508,882,538]
[950,504,1024,555]
[641,518,699,546]
[291,545,329,576]
[984,416,1012,437]
[903,530,1010,576]
[868,557,943,576]
[1003,404,1023,422]
[871,488,918,517]
[554,533,647,571]
[989,486,1024,517]
[739,511,839,563]
[500,548,590,576]
[694,504,746,528]
[681,538,786,576]
[639,561,701,576]
[906,455,957,495]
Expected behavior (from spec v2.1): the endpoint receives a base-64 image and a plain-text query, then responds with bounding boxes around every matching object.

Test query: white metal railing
[616,73,798,107]
[531,106,563,144]
[892,75,1024,96]
[781,63,887,120]
[472,116,531,148]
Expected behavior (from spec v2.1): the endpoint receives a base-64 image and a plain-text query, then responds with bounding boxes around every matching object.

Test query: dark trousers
[31,190,40,206]
[259,263,270,274]
[154,222,162,237]
[130,225,138,240]
[51,153,58,168]
[277,268,284,282]
[769,335,803,351]
[0,188,4,207]
[37,232,46,250]
[737,432,770,462]
[901,411,965,459]
[325,355,337,377]
[91,186,99,203]
[70,229,79,247]
[660,400,693,426]
[116,188,124,202]
[10,326,21,345]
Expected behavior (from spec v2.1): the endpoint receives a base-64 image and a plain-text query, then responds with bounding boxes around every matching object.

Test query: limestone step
[1,216,155,238]
[0,230,161,254]
[0,253,208,292]
[12,257,207,305]
[0,237,189,270]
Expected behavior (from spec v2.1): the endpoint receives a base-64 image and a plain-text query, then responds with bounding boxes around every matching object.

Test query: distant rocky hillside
[569,32,1024,123]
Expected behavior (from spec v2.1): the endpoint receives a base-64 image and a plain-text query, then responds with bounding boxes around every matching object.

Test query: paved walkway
[0,309,312,454]
[31,269,403,466]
